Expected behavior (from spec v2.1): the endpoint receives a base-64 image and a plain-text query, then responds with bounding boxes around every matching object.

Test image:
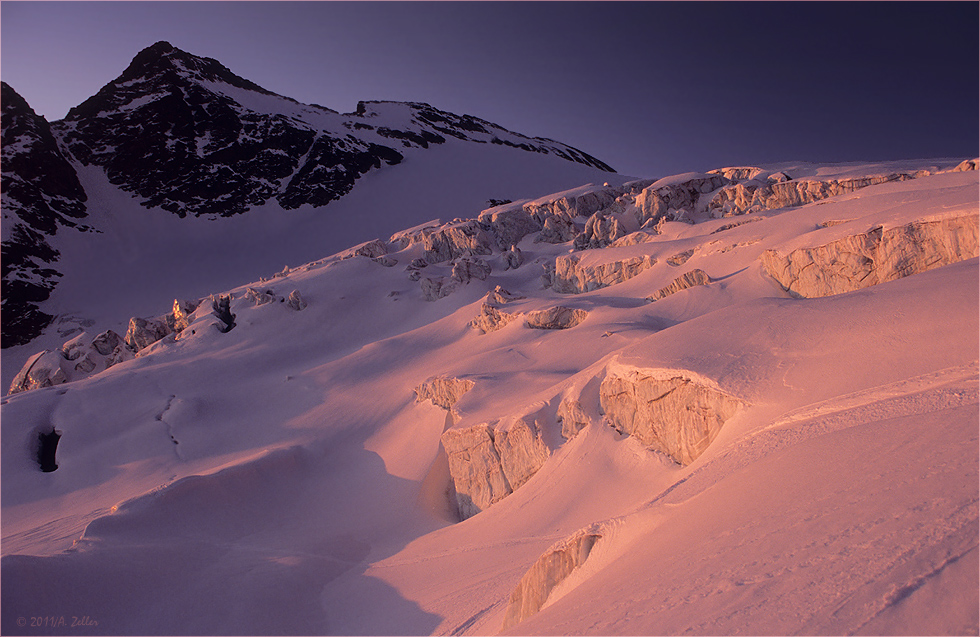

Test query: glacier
[1,111,977,637]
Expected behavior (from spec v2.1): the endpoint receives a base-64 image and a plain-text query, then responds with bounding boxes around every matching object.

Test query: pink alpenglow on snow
[2,68,978,636]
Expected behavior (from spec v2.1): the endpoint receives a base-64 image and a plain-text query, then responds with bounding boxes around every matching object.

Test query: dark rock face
[1,41,614,349]
[1,82,90,347]
[52,41,612,219]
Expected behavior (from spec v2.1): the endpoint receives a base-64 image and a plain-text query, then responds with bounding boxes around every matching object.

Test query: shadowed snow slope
[1,41,621,379]
[1,159,977,635]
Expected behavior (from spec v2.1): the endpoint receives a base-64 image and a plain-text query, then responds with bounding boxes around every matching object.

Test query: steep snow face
[0,159,976,636]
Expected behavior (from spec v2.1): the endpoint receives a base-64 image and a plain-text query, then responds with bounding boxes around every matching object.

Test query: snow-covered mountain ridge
[1,41,616,351]
[2,155,977,635]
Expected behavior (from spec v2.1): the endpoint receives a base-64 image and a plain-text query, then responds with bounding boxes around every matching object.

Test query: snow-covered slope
[1,159,977,635]
[1,41,618,357]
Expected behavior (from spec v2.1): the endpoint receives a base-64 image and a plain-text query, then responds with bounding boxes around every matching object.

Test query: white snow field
[1,159,978,635]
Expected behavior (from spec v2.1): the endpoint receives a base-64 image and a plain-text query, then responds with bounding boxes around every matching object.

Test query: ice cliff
[762,214,979,298]
[548,253,657,294]
[501,527,602,630]
[599,366,743,465]
[442,416,552,520]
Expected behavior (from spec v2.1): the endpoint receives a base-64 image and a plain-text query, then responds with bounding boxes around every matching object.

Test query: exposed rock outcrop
[442,417,551,519]
[646,269,711,302]
[600,368,742,465]
[524,306,588,330]
[47,42,611,223]
[1,82,90,348]
[501,528,601,630]
[550,254,656,294]
[761,215,979,298]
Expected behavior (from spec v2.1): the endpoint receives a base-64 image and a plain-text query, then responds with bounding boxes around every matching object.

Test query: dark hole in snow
[37,430,61,472]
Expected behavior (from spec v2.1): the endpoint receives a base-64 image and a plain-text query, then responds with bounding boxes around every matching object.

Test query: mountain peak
[113,41,272,95]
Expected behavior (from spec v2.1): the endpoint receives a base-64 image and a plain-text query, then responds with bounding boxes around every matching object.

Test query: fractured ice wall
[414,376,475,413]
[441,417,551,520]
[599,367,742,465]
[501,528,602,630]
[761,214,979,298]
[548,253,657,294]
[646,269,712,302]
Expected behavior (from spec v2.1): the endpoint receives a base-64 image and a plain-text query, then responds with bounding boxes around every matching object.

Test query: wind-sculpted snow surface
[1,159,977,637]
[762,214,979,298]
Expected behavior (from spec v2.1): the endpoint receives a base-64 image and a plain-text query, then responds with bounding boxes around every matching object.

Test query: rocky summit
[1,41,614,349]
[53,41,612,219]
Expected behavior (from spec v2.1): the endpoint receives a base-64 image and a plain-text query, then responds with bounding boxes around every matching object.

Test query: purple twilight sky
[1,1,977,178]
